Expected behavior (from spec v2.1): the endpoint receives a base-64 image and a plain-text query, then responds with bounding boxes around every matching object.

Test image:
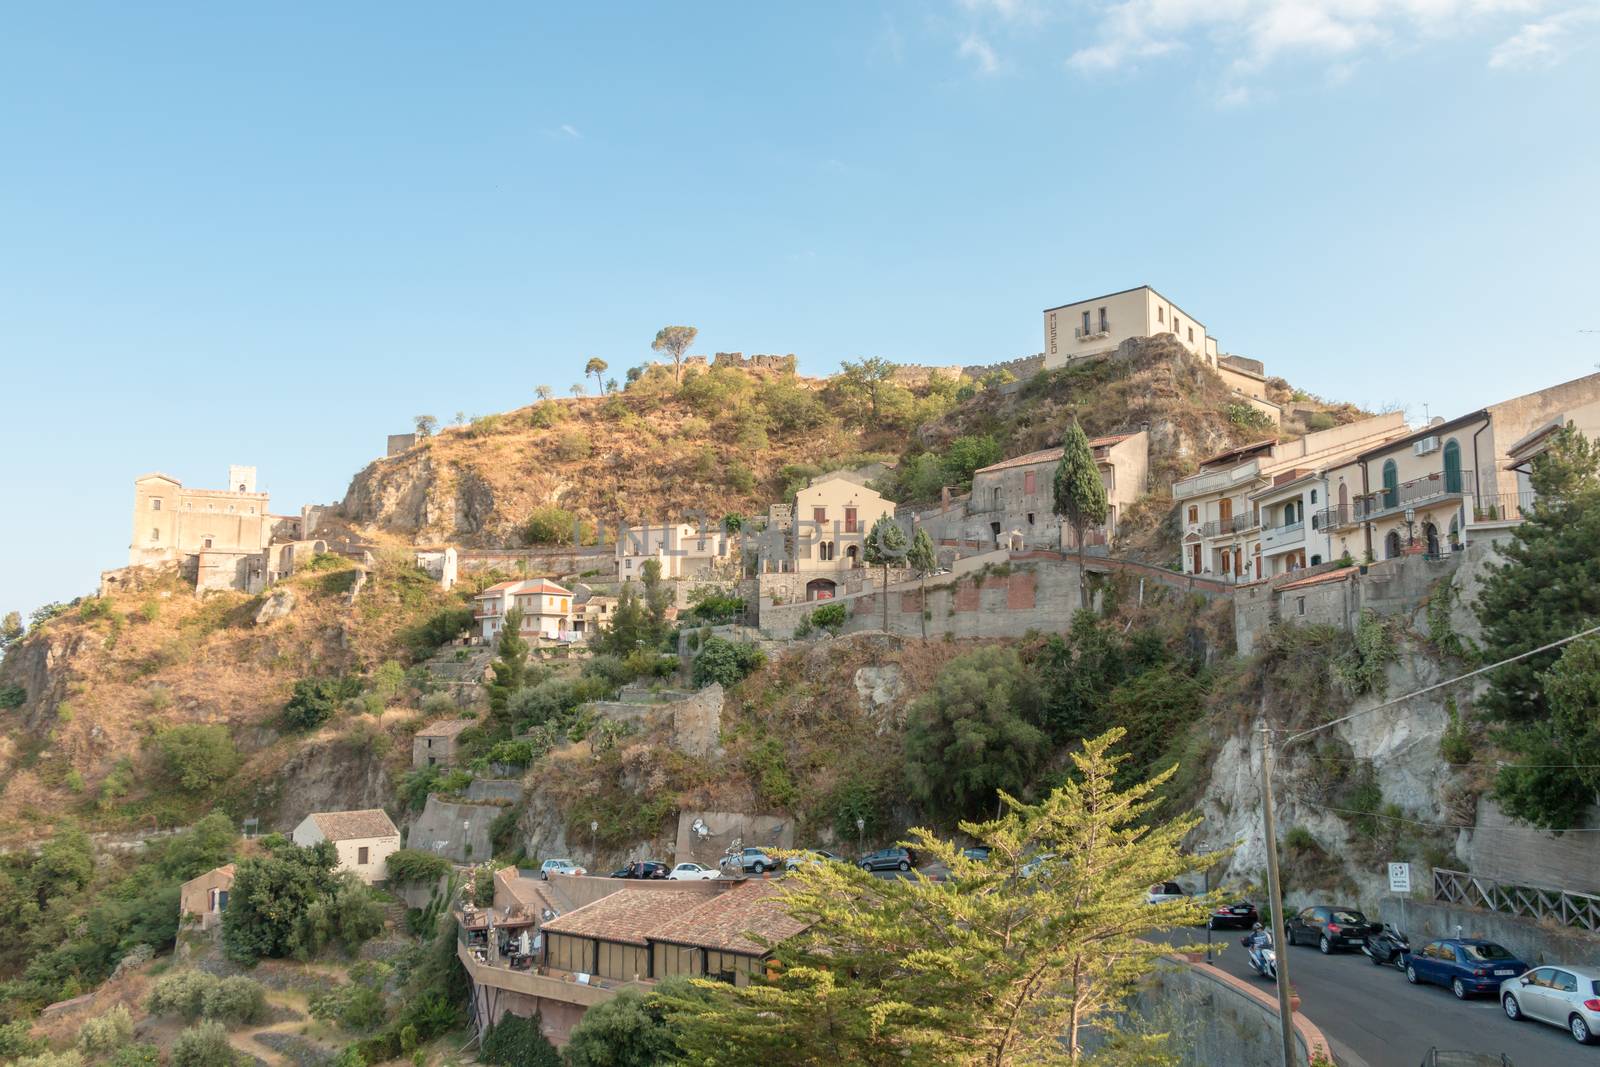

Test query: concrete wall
[672,811,795,868]
[1378,895,1600,969]
[409,795,501,863]
[465,779,526,804]
[1115,960,1333,1067]
[1466,798,1600,895]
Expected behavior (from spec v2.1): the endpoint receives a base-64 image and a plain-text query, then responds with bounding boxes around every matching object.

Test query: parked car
[1284,906,1380,953]
[785,849,845,871]
[666,862,720,881]
[1019,852,1056,879]
[1404,938,1528,999]
[859,847,916,872]
[961,846,991,862]
[1206,901,1259,930]
[1145,882,1189,905]
[611,861,670,880]
[1501,963,1600,1044]
[720,847,782,875]
[539,858,585,879]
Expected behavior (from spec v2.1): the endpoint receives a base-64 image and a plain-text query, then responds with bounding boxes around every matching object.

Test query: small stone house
[291,809,401,884]
[179,863,236,930]
[413,718,475,769]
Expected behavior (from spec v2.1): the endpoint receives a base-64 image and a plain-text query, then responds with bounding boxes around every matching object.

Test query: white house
[616,522,727,579]
[1043,286,1219,368]
[473,578,576,643]
[291,809,401,884]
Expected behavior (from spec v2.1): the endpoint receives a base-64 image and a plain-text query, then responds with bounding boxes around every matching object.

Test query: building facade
[1043,286,1219,368]
[474,579,576,643]
[130,467,272,568]
[291,809,400,884]
[965,431,1150,551]
[178,863,235,931]
[616,523,728,580]
[413,719,475,768]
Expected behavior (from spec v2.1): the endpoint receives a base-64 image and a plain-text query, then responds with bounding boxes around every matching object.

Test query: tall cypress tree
[1052,421,1108,608]
[488,607,528,718]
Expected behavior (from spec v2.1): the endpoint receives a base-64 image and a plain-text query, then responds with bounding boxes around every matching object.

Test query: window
[1311,554,1321,565]
[1310,489,1318,504]
[1381,460,1399,509]
[203,537,213,549]
[1157,305,1165,323]
[1023,470,1036,494]
[1442,439,1462,493]
[844,507,858,533]
[1026,512,1035,526]
[1082,310,1091,333]
[1187,327,1194,342]
[151,498,162,511]
[150,528,160,542]
[1098,306,1108,332]
[357,846,369,865]
[1174,316,1181,333]
[1296,597,1305,617]
[813,507,827,525]
[1187,505,1198,523]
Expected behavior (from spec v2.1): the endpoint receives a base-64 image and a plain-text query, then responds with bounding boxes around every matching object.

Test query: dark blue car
[1404,938,1528,999]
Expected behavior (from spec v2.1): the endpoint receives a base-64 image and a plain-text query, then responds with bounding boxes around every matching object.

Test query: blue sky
[3,2,1598,616]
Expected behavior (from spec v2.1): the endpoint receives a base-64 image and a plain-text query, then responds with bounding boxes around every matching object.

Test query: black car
[610,860,669,879]
[1285,905,1380,953]
[859,847,916,872]
[1206,901,1260,930]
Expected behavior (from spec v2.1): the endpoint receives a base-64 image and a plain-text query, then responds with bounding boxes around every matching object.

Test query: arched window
[1382,460,1399,510]
[1384,530,1402,558]
[1423,522,1440,557]
[1443,439,1462,494]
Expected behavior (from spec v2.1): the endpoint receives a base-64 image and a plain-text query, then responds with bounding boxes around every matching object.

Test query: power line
[1290,753,1600,771]
[1280,622,1600,747]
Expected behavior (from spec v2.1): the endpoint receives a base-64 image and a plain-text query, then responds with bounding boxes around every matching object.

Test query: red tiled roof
[474,580,519,597]
[540,889,705,946]
[650,881,810,955]
[307,809,399,842]
[417,718,475,739]
[1276,566,1358,591]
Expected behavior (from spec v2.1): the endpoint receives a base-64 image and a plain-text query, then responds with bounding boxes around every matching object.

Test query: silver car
[1500,963,1600,1045]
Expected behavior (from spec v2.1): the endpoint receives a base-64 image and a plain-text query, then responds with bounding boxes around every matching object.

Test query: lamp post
[855,817,865,859]
[590,820,598,862]
[1404,506,1416,550]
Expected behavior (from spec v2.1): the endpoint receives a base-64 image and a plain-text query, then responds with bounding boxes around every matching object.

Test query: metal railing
[1470,491,1537,523]
[1074,323,1110,339]
[1355,469,1474,520]
[1433,867,1600,934]
[1199,514,1259,538]
[1265,520,1304,537]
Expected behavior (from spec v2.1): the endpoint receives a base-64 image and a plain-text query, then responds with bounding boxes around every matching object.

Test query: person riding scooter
[1241,922,1277,981]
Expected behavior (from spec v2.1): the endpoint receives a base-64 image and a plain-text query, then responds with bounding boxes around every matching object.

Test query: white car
[666,862,721,881]
[1145,881,1189,905]
[539,858,585,880]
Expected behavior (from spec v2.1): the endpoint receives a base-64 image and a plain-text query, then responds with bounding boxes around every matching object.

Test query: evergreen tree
[1475,424,1600,827]
[663,728,1213,1065]
[907,527,938,639]
[488,608,529,719]
[1053,421,1109,608]
[585,357,609,395]
[640,558,672,641]
[222,840,338,963]
[863,515,908,632]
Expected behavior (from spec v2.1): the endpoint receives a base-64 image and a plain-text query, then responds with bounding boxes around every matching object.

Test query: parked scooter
[1241,924,1278,982]
[1362,924,1410,969]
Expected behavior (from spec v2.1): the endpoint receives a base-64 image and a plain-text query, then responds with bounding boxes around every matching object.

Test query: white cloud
[559,124,581,139]
[1489,4,1600,67]
[962,0,1592,82]
[960,33,1003,74]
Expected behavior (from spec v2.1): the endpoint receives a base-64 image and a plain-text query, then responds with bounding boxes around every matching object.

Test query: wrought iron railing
[1470,491,1537,523]
[1198,514,1258,538]
[1355,469,1474,520]
[1432,867,1600,933]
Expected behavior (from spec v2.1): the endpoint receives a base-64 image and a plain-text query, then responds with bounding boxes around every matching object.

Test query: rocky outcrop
[250,736,394,831]
[0,624,94,733]
[853,664,906,732]
[253,588,296,625]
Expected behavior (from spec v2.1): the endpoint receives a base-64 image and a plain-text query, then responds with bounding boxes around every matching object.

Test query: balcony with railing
[1337,469,1475,525]
[1075,321,1111,341]
[1173,460,1263,500]
[1260,519,1305,551]
[1198,513,1259,539]
[1470,491,1537,525]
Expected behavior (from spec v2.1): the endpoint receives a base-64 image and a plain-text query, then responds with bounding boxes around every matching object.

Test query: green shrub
[523,506,579,546]
[485,739,537,767]
[809,602,847,634]
[310,981,387,1032]
[385,848,452,886]
[201,975,267,1024]
[1282,826,1317,851]
[0,1020,44,1058]
[691,637,765,689]
[480,1011,561,1066]
[154,725,240,792]
[147,969,212,1019]
[12,1052,85,1067]
[0,683,26,709]
[555,430,592,461]
[169,1021,241,1067]
[283,677,341,730]
[474,866,496,907]
[107,1045,161,1067]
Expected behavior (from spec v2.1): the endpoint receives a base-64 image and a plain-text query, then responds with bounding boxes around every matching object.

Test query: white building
[616,522,728,579]
[1043,286,1219,369]
[473,578,576,643]
[291,809,401,884]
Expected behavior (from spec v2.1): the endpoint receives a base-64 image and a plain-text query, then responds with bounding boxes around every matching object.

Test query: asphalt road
[1149,928,1594,1067]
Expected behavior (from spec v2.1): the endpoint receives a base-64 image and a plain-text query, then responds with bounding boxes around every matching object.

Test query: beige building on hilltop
[179,863,236,931]
[473,578,575,643]
[1043,286,1219,368]
[291,809,400,884]
[616,522,728,580]
[963,431,1150,551]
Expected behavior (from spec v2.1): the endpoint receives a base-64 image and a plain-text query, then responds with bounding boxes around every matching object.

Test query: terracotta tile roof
[973,434,1134,476]
[1276,566,1358,591]
[182,863,235,890]
[517,579,573,596]
[502,875,570,919]
[417,718,475,739]
[475,580,519,597]
[540,889,706,946]
[308,809,399,842]
[650,881,810,955]
[1199,437,1279,467]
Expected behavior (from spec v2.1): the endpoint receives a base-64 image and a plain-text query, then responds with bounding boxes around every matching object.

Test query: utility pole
[1257,724,1297,1067]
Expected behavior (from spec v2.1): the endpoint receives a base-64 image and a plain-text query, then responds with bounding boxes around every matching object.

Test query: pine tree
[663,727,1214,1066]
[488,608,529,719]
[1053,421,1109,608]
[864,515,908,632]
[1475,423,1600,827]
[907,527,937,639]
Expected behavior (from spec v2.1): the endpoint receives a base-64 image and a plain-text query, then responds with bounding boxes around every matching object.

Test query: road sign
[1388,862,1412,893]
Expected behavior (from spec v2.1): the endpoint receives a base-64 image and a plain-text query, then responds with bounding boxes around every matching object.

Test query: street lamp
[590,820,598,861]
[1404,506,1416,550]
[855,817,865,858]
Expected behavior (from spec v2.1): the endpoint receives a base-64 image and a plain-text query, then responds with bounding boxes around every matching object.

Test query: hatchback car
[720,847,782,874]
[785,849,845,871]
[1405,938,1527,999]
[1501,964,1600,1044]
[859,847,916,872]
[1145,881,1189,905]
[666,862,720,881]
[539,858,584,880]
[1206,901,1260,930]
[1285,905,1379,953]
[610,860,669,879]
